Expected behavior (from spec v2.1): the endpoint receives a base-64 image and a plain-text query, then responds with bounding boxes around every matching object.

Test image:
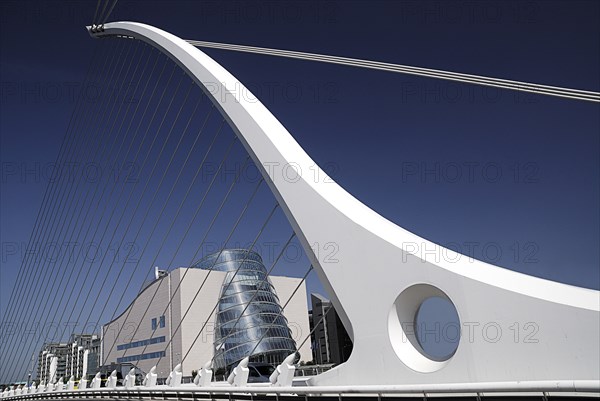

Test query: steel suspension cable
[83,82,197,336]
[0,40,128,377]
[186,40,600,102]
[0,40,107,341]
[96,0,111,28]
[3,39,134,339]
[245,264,314,359]
[36,44,160,353]
[172,201,280,368]
[2,39,131,340]
[0,41,108,384]
[18,42,143,344]
[210,232,296,364]
[0,40,116,330]
[101,118,226,361]
[102,99,207,330]
[3,41,137,380]
[70,69,187,340]
[296,302,332,353]
[16,44,157,374]
[100,0,120,27]
[50,53,174,348]
[92,0,102,26]
[115,133,242,362]
[40,47,169,360]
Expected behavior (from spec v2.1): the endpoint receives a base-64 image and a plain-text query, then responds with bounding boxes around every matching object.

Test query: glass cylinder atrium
[194,249,297,370]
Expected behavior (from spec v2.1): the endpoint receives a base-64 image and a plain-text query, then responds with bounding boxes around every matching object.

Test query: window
[151,318,157,330]
[159,315,166,328]
[117,336,166,351]
[117,351,166,363]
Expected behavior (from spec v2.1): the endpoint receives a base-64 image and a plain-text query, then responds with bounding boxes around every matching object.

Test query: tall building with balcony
[68,334,101,379]
[36,334,100,383]
[37,343,68,384]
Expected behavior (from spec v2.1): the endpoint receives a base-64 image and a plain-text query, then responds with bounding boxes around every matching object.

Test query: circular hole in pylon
[388,283,460,373]
[415,296,460,361]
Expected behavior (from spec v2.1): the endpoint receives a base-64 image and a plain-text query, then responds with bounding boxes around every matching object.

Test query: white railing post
[142,366,157,387]
[166,364,182,387]
[269,353,296,387]
[193,361,213,387]
[90,372,102,389]
[226,357,249,387]
[123,367,136,388]
[66,375,75,391]
[106,370,118,389]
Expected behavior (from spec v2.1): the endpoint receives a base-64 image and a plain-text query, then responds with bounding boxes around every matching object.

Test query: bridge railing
[2,379,599,400]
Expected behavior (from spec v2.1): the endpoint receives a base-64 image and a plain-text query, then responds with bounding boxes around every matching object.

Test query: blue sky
[0,0,598,381]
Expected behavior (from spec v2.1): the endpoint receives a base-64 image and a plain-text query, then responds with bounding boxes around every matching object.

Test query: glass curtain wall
[194,249,297,370]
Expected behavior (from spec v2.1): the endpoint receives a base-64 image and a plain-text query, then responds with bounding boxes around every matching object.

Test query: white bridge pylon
[91,22,600,387]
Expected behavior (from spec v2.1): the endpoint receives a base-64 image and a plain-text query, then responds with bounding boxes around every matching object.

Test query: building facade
[194,250,298,370]
[38,343,68,384]
[310,294,352,365]
[37,334,100,383]
[69,334,101,379]
[102,250,310,378]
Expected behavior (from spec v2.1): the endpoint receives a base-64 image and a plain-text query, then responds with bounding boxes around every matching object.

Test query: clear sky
[0,0,599,382]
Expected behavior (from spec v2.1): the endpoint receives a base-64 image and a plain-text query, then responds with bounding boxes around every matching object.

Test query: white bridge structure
[1,21,599,400]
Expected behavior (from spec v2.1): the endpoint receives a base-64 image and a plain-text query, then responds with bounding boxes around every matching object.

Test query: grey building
[310,294,352,365]
[37,343,69,383]
[37,334,100,383]
[69,334,101,379]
